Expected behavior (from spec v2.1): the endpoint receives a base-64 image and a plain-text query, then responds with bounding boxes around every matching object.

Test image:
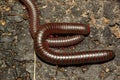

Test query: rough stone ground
[0,0,120,80]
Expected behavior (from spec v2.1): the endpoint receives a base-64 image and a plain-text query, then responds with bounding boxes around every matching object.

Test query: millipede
[20,0,115,66]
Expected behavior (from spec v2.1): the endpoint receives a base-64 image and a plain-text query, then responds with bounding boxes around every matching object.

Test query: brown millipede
[34,23,115,65]
[19,0,115,65]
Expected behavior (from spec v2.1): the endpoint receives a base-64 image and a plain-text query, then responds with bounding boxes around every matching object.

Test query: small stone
[105,68,110,73]
[16,77,22,80]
